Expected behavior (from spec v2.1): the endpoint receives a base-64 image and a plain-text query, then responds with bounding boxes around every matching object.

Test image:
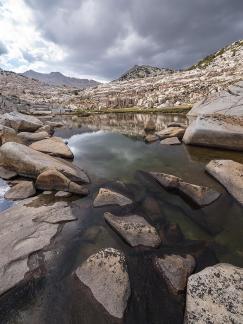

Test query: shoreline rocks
[150,172,221,206]
[156,127,186,140]
[4,180,36,200]
[93,188,132,207]
[1,112,43,132]
[185,263,243,323]
[104,212,161,247]
[75,248,131,319]
[160,137,181,145]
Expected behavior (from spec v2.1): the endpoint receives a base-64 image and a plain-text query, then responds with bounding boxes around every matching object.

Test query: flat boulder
[17,131,50,145]
[154,255,195,294]
[0,142,89,183]
[75,248,131,319]
[30,137,74,159]
[5,180,36,200]
[150,172,220,206]
[104,212,161,247]
[185,263,243,323]
[160,137,181,145]
[36,169,89,196]
[2,112,43,132]
[93,188,132,207]
[0,166,17,180]
[0,198,77,296]
[156,127,185,140]
[206,160,243,205]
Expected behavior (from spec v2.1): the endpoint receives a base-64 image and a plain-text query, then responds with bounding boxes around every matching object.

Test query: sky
[0,0,242,81]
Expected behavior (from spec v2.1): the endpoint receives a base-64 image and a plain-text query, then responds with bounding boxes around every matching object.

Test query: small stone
[17,131,50,145]
[55,191,72,198]
[0,166,17,180]
[93,188,132,207]
[4,180,36,200]
[156,127,185,140]
[104,212,161,247]
[154,254,195,294]
[75,248,130,319]
[160,137,181,145]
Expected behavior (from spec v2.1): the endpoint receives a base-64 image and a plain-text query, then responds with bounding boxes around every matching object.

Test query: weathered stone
[183,114,243,151]
[4,180,36,200]
[46,121,64,128]
[0,125,19,144]
[93,188,132,207]
[35,125,53,135]
[0,198,77,296]
[55,191,72,198]
[30,137,74,159]
[206,160,243,205]
[145,134,159,143]
[160,137,181,145]
[150,172,221,206]
[185,263,243,323]
[0,142,89,183]
[104,212,161,247]
[154,255,195,294]
[156,127,185,140]
[17,131,50,145]
[2,112,43,132]
[36,169,89,196]
[75,248,130,319]
[0,166,17,180]
[144,119,156,131]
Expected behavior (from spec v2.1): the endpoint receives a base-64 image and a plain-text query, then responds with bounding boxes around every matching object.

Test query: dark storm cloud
[25,0,243,79]
[0,41,8,56]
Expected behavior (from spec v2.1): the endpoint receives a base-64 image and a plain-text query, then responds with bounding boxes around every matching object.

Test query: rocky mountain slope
[0,40,242,114]
[22,70,100,88]
[117,65,173,81]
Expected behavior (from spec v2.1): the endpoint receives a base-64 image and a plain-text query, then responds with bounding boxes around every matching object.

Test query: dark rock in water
[0,166,17,180]
[93,188,132,207]
[75,248,131,319]
[36,169,89,196]
[4,180,36,200]
[165,223,184,244]
[0,198,77,296]
[104,212,161,247]
[0,142,89,184]
[150,172,221,206]
[206,159,243,206]
[154,254,195,294]
[2,112,43,132]
[185,263,243,323]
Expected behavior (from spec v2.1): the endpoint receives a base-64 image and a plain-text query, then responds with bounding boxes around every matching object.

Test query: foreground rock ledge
[104,212,161,247]
[75,248,131,319]
[2,112,43,132]
[0,142,89,184]
[93,188,132,207]
[206,159,243,206]
[0,198,77,296]
[185,263,243,324]
[154,255,195,294]
[150,172,220,206]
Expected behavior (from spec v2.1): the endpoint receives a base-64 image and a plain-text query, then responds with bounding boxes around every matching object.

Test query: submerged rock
[104,212,161,247]
[160,137,181,145]
[75,248,130,319]
[206,160,243,206]
[156,127,185,140]
[30,137,74,159]
[2,112,43,132]
[4,180,36,200]
[154,255,195,294]
[0,142,89,183]
[0,166,17,180]
[0,198,77,296]
[185,263,243,323]
[55,191,72,198]
[93,188,132,207]
[36,169,89,196]
[17,131,50,145]
[150,172,221,206]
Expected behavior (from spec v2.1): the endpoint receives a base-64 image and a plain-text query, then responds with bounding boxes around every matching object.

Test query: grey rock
[160,137,181,145]
[0,166,17,180]
[2,112,43,132]
[0,198,76,296]
[30,137,74,159]
[4,180,36,200]
[206,160,243,205]
[104,212,161,247]
[154,254,195,294]
[17,131,50,145]
[0,142,89,184]
[93,188,132,207]
[75,248,130,319]
[185,263,243,324]
[55,191,72,198]
[150,172,221,206]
